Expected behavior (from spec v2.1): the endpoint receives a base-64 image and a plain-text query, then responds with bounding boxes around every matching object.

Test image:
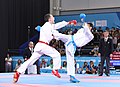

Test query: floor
[0,73,120,87]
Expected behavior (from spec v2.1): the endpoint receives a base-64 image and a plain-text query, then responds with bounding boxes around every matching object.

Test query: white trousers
[65,42,76,76]
[17,43,61,73]
[65,28,94,76]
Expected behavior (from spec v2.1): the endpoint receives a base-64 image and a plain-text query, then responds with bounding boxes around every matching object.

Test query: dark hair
[103,30,109,32]
[17,59,22,65]
[87,23,93,28]
[84,61,87,64]
[90,61,93,63]
[44,13,51,22]
[63,61,67,67]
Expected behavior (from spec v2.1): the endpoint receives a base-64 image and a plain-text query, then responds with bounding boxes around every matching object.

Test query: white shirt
[29,47,34,54]
[5,57,12,65]
[74,23,94,47]
[104,37,108,42]
[39,21,68,44]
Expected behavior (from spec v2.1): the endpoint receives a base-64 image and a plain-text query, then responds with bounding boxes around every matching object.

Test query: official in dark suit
[23,41,40,74]
[98,30,113,76]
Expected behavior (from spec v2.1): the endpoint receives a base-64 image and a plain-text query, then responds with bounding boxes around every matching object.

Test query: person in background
[112,36,117,49]
[23,41,40,74]
[59,45,65,56]
[86,61,97,74]
[97,62,101,75]
[74,59,77,74]
[62,61,67,69]
[14,59,22,72]
[5,53,12,72]
[89,45,99,56]
[77,61,88,74]
[116,43,120,52]
[97,27,103,33]
[98,30,113,76]
[48,59,53,69]
[40,58,47,68]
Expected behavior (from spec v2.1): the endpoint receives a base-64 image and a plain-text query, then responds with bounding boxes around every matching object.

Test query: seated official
[77,62,88,74]
[48,59,53,69]
[14,59,22,72]
[86,61,97,74]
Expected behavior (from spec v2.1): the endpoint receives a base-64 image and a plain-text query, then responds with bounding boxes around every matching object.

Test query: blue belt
[67,35,77,53]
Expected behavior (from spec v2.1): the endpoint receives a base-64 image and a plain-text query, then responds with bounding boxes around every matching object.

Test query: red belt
[38,41,49,45]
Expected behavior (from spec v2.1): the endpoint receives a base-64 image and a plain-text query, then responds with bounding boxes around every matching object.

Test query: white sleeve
[5,58,7,61]
[74,27,94,47]
[84,29,94,43]
[10,58,12,61]
[82,23,94,40]
[82,23,89,33]
[52,21,68,29]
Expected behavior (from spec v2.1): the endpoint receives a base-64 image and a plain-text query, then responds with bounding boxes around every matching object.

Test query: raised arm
[52,21,68,29]
[52,20,77,29]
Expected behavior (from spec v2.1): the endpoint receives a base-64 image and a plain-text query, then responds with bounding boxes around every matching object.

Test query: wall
[50,0,120,15]
[61,0,120,11]
[0,0,49,72]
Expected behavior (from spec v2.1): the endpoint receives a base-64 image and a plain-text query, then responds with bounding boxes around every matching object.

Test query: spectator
[105,27,110,31]
[40,58,47,68]
[14,59,22,71]
[48,59,53,69]
[97,27,103,33]
[92,27,97,33]
[74,59,79,74]
[112,36,118,49]
[89,45,99,56]
[5,53,12,72]
[116,43,120,52]
[68,29,72,35]
[62,61,67,69]
[118,37,120,43]
[77,62,88,74]
[72,29,78,35]
[86,61,97,74]
[59,45,65,56]
[92,31,100,42]
[97,62,101,75]
[89,49,95,56]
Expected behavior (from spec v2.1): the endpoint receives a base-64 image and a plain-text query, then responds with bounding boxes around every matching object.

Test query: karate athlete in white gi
[52,23,94,83]
[13,13,77,83]
[36,22,94,83]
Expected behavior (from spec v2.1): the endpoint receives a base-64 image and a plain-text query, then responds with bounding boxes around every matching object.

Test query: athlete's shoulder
[41,22,51,29]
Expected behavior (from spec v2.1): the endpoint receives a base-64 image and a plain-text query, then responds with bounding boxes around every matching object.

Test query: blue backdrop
[55,12,120,30]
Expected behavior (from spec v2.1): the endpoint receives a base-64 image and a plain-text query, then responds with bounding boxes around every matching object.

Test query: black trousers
[36,59,40,74]
[100,56,110,74]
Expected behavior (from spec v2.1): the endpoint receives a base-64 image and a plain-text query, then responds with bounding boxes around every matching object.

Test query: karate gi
[17,21,68,73]
[53,23,94,76]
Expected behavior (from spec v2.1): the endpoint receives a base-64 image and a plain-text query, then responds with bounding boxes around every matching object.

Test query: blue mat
[0,73,120,87]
